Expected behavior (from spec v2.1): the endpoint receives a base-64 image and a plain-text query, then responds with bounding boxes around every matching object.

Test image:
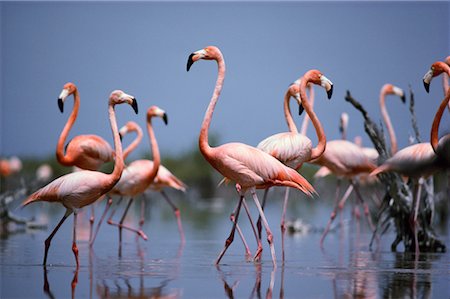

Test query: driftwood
[345,90,445,252]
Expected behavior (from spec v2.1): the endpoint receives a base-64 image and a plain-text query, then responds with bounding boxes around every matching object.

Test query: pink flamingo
[90,106,167,246]
[109,121,186,243]
[424,60,450,162]
[256,71,333,261]
[187,46,316,267]
[379,84,406,155]
[21,90,138,267]
[441,56,450,110]
[56,82,115,238]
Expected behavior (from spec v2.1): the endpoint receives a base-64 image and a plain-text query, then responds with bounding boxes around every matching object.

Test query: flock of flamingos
[3,46,449,269]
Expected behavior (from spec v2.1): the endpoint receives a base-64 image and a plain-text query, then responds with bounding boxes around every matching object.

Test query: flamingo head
[303,70,333,100]
[287,80,305,115]
[109,90,138,114]
[382,84,406,103]
[57,82,77,113]
[423,61,449,93]
[147,105,168,125]
[187,46,222,71]
[119,121,140,141]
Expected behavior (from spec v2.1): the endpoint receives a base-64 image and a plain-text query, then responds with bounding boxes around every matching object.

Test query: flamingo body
[110,159,157,196]
[64,135,113,170]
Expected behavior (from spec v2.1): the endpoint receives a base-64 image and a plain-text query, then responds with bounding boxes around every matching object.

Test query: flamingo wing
[66,135,114,170]
[257,132,312,168]
[150,165,187,192]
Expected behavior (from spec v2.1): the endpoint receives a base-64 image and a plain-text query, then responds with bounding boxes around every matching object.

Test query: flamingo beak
[400,94,406,103]
[298,103,305,116]
[162,113,168,125]
[131,98,138,114]
[327,84,333,100]
[422,69,433,93]
[187,53,195,72]
[57,98,64,113]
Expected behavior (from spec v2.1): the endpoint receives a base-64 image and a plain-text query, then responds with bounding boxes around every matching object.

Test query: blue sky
[1,1,449,159]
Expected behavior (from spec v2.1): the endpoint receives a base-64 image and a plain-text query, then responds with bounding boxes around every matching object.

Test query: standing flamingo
[379,84,406,155]
[90,106,167,246]
[256,71,333,261]
[187,46,316,267]
[56,82,115,239]
[423,60,450,162]
[21,90,138,267]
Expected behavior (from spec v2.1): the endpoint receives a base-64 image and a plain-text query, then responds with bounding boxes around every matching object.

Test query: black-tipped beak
[400,94,406,103]
[298,103,305,116]
[162,113,168,125]
[119,133,123,142]
[131,98,138,114]
[327,85,333,100]
[58,98,64,113]
[187,53,195,72]
[423,80,430,93]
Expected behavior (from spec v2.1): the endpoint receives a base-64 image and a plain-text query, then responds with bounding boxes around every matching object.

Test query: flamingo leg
[108,198,148,242]
[89,204,95,243]
[256,188,269,240]
[230,210,252,260]
[241,198,262,261]
[338,184,354,225]
[90,197,113,247]
[412,178,424,256]
[139,197,145,231]
[215,195,244,265]
[351,180,375,231]
[251,189,276,268]
[43,209,72,266]
[161,190,185,244]
[320,179,342,247]
[72,212,79,269]
[280,187,290,263]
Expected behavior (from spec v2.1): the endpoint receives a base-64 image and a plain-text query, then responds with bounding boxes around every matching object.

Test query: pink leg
[230,212,252,260]
[161,190,185,244]
[139,197,145,230]
[89,204,95,243]
[215,195,244,265]
[241,198,263,262]
[412,179,423,257]
[43,209,72,266]
[280,187,290,263]
[320,179,341,247]
[256,188,269,240]
[338,184,354,226]
[251,189,276,268]
[90,197,113,247]
[72,212,79,269]
[108,198,148,242]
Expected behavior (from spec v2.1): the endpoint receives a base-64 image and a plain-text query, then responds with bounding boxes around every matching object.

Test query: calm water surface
[1,188,449,298]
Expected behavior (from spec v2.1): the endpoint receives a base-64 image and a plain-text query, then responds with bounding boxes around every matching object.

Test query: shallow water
[1,188,449,298]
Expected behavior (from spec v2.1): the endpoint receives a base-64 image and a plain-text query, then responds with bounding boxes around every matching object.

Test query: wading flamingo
[92,121,186,245]
[423,60,450,163]
[90,106,167,246]
[187,45,316,267]
[379,84,406,155]
[56,82,115,238]
[21,90,138,267]
[256,71,333,261]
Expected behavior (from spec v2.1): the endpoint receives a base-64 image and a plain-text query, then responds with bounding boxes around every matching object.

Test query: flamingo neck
[300,79,325,160]
[299,84,314,136]
[108,103,124,186]
[146,118,160,184]
[199,54,225,159]
[123,125,143,161]
[283,90,298,134]
[380,92,397,155]
[56,89,80,165]
[431,89,450,153]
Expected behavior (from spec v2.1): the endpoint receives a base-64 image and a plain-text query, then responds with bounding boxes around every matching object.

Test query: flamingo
[56,82,115,238]
[90,106,167,246]
[21,90,138,267]
[379,84,406,155]
[440,56,450,111]
[423,60,450,163]
[187,45,316,267]
[97,121,186,244]
[256,71,333,261]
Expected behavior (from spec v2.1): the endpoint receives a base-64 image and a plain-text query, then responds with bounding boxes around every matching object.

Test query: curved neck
[380,93,397,155]
[431,89,450,153]
[283,90,298,134]
[146,117,160,184]
[300,80,325,160]
[107,103,124,186]
[199,55,225,159]
[56,89,80,165]
[123,126,143,161]
[300,84,314,135]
